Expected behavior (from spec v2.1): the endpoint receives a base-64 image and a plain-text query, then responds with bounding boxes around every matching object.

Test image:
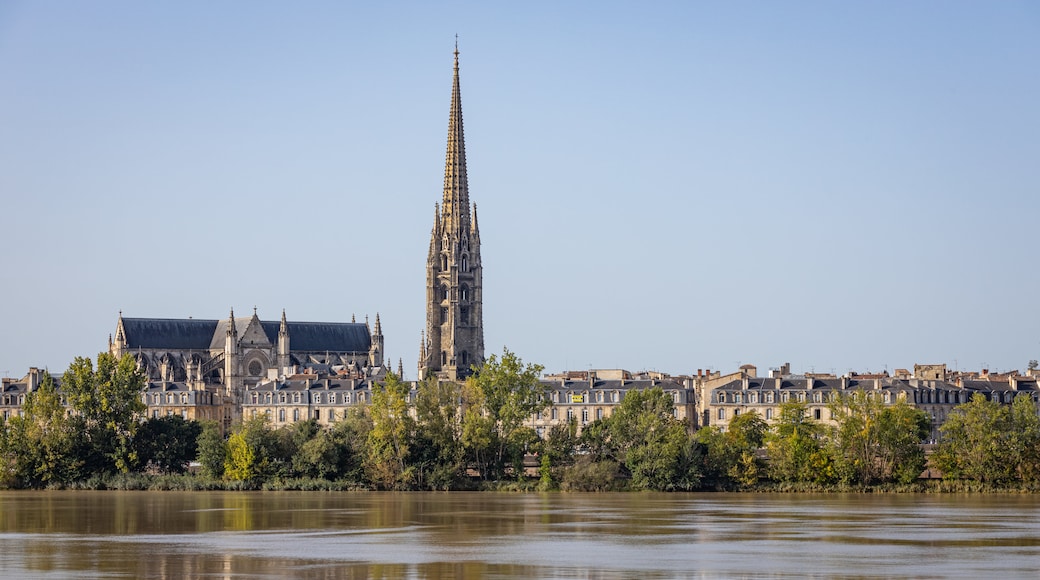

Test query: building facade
[419,46,485,381]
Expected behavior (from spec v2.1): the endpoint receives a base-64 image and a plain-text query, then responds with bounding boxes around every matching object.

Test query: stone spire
[420,43,485,381]
[440,41,470,237]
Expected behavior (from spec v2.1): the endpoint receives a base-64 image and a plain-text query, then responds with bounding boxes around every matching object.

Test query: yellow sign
[570,394,585,404]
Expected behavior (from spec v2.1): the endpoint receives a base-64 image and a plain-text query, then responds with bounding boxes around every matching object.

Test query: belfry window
[460,285,469,301]
[460,307,469,324]
[461,255,468,272]
[440,307,448,324]
[440,286,449,301]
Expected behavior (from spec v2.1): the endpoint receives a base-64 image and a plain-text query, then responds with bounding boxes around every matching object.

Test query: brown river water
[0,490,1038,578]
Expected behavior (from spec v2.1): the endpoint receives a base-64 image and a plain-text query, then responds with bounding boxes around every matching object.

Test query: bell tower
[419,43,484,381]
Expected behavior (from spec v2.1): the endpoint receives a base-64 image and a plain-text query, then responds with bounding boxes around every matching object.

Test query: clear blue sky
[1,1,1038,380]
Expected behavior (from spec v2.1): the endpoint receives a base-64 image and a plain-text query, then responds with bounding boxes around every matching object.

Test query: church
[101,46,485,429]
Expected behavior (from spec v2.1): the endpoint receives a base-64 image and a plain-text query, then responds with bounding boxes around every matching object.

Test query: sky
[1,1,1038,381]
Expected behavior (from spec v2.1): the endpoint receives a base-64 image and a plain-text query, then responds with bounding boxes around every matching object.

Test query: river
[0,491,1038,578]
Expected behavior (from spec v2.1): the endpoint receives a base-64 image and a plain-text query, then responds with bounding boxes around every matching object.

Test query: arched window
[460,285,469,301]
[441,255,448,271]
[461,255,468,272]
[440,285,449,301]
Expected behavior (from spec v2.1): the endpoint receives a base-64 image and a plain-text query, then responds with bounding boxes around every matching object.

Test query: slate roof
[121,318,219,350]
[121,317,370,353]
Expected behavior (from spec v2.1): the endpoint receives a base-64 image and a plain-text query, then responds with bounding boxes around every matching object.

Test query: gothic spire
[441,41,470,236]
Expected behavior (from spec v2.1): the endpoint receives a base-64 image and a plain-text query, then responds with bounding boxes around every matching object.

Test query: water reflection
[1,492,1040,578]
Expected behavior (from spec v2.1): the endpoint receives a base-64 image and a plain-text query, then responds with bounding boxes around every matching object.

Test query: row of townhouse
[699,364,1040,442]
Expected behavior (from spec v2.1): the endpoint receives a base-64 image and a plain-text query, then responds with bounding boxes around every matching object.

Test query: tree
[61,353,146,474]
[463,348,548,480]
[932,394,1013,484]
[599,387,700,491]
[134,415,203,474]
[366,372,415,489]
[195,420,226,479]
[413,376,465,489]
[698,411,768,489]
[536,418,579,490]
[1,372,83,487]
[223,415,275,483]
[330,409,372,482]
[1008,394,1040,484]
[766,401,831,484]
[829,392,929,485]
[1028,360,1038,372]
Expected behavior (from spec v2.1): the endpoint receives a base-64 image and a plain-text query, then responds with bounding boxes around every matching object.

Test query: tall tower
[420,43,484,381]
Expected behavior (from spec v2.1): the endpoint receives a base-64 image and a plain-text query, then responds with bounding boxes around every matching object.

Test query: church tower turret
[223,308,239,396]
[277,309,290,371]
[420,43,484,381]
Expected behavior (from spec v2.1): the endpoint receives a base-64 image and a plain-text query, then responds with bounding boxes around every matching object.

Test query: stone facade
[528,370,697,437]
[419,47,484,381]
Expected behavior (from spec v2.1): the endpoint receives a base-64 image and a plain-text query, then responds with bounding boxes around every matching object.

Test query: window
[460,285,469,301]
[313,410,320,420]
[581,409,589,423]
[328,409,336,422]
[717,392,726,403]
[596,408,603,420]
[765,392,773,404]
[596,391,603,403]
[765,408,773,420]
[293,409,300,421]
[813,392,821,403]
[717,408,726,420]
[734,409,740,417]
[735,393,742,404]
[248,360,263,376]
[278,409,286,422]
[781,393,789,402]
[460,307,469,324]
[461,255,468,272]
[293,393,300,403]
[551,408,558,420]
[440,285,449,301]
[279,393,286,403]
[566,409,574,421]
[440,307,448,324]
[814,408,821,420]
[749,393,757,404]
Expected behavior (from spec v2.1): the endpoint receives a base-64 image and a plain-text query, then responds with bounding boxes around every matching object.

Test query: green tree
[1,372,83,487]
[366,372,415,489]
[600,387,700,491]
[766,401,830,484]
[829,392,930,485]
[413,376,465,489]
[61,353,146,474]
[1008,394,1040,484]
[463,348,548,480]
[697,411,768,489]
[134,415,203,474]
[223,415,275,483]
[536,418,579,490]
[293,429,342,480]
[931,394,1013,484]
[195,420,226,479]
[330,409,372,482]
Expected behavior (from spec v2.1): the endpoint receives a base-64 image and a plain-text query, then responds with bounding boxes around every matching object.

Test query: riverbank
[18,472,1040,494]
